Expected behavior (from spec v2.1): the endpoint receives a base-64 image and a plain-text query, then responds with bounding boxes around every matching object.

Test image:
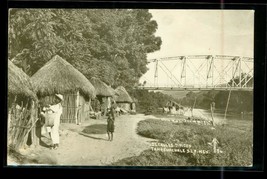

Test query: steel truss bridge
[139,55,253,91]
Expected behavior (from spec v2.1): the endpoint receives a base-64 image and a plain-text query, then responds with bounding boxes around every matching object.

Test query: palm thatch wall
[8,60,38,151]
[31,55,96,124]
[31,55,96,99]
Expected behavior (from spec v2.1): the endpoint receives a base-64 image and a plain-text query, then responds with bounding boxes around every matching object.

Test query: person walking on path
[107,108,115,141]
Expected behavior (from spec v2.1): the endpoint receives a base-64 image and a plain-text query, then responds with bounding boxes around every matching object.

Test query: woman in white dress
[41,94,63,150]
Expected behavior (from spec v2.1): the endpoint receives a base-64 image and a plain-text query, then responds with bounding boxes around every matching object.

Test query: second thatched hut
[114,86,133,112]
[90,77,115,116]
[31,55,96,124]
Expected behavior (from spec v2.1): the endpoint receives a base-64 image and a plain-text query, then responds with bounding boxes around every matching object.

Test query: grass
[111,118,253,166]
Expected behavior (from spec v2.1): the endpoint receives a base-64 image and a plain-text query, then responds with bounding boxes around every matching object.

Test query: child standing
[107,108,115,141]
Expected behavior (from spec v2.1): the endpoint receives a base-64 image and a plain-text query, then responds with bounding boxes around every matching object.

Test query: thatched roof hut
[8,60,38,151]
[114,86,133,103]
[90,77,114,97]
[31,55,96,99]
[8,60,37,101]
[108,85,117,97]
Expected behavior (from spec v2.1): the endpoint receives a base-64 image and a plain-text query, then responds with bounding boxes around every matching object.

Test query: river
[184,108,253,125]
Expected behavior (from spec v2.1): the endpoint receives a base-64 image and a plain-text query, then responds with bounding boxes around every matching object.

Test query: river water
[184,108,253,125]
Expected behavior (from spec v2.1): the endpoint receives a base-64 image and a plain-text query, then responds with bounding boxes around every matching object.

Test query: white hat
[55,94,64,101]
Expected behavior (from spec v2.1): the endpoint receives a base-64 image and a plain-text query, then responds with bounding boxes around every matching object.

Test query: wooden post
[30,101,34,147]
[210,102,215,126]
[224,89,232,120]
[103,97,107,117]
[108,97,111,109]
[75,91,79,125]
[8,108,12,147]
[30,101,38,147]
[191,96,197,117]
[132,102,136,112]
[212,138,219,153]
[89,99,93,111]
[89,98,92,120]
[9,96,17,148]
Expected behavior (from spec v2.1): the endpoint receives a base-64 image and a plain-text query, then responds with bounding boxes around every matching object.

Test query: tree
[228,73,253,87]
[129,89,178,112]
[9,9,60,75]
[9,9,162,89]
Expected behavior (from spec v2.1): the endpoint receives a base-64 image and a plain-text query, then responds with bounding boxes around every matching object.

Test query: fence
[8,96,38,151]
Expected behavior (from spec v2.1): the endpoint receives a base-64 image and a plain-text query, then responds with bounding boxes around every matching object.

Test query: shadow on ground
[39,140,51,148]
[82,124,107,134]
[79,132,108,141]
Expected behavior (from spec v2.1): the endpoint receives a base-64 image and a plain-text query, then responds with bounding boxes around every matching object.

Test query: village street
[11,114,156,166]
[56,114,157,165]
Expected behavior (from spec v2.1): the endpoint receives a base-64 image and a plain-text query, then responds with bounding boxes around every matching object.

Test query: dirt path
[13,114,156,166]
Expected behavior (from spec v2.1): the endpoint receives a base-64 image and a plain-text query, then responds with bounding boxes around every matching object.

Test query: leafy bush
[113,119,252,166]
[179,90,253,113]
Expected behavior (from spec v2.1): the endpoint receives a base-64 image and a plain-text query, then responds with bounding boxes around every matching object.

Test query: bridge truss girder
[146,55,253,91]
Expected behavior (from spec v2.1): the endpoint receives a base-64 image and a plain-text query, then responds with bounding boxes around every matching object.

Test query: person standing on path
[41,94,63,149]
[107,108,115,141]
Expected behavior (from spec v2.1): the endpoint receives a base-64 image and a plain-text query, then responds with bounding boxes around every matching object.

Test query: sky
[140,10,254,87]
[147,10,254,59]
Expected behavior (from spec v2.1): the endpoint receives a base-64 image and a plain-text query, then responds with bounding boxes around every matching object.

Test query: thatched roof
[8,60,37,100]
[31,55,96,99]
[90,77,114,97]
[108,85,117,97]
[114,86,133,103]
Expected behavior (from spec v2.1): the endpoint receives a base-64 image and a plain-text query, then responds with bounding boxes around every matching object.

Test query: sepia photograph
[7,8,254,167]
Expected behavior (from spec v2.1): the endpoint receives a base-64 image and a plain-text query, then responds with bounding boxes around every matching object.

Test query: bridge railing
[136,86,253,91]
